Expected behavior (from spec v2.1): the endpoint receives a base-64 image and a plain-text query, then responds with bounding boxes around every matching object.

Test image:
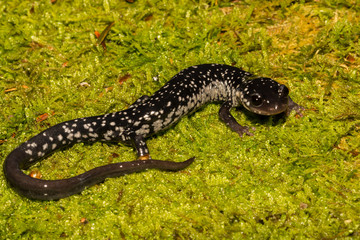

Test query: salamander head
[238,77,289,115]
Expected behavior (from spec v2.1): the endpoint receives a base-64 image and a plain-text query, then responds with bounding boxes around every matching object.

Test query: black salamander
[3,64,303,200]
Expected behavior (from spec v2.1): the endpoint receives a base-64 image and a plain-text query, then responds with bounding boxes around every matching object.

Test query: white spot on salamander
[153,120,164,132]
[42,143,48,151]
[25,149,33,155]
[135,124,150,135]
[58,135,63,141]
[89,133,99,138]
[67,133,74,141]
[38,152,45,157]
[74,131,81,138]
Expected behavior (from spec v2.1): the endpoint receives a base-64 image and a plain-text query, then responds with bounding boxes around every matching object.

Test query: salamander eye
[250,93,263,107]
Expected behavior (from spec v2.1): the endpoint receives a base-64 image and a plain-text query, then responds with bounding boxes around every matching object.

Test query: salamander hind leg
[133,135,151,160]
[219,101,254,137]
[131,135,195,170]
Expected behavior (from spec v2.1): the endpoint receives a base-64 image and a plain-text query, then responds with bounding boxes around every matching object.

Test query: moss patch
[1,0,359,238]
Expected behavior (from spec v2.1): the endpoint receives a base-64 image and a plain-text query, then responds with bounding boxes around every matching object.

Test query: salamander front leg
[133,135,151,160]
[219,101,254,137]
[286,96,304,117]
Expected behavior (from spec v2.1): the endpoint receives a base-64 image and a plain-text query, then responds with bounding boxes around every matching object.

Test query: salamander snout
[239,77,290,116]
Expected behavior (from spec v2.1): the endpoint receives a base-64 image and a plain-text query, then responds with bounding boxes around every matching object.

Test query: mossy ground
[1,0,359,239]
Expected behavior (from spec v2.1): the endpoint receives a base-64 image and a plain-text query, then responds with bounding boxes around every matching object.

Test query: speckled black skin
[4,64,302,200]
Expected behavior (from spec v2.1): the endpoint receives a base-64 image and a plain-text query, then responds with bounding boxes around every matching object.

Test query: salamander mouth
[257,105,288,115]
[244,98,289,116]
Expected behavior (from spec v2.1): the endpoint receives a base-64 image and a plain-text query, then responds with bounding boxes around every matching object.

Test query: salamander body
[3,64,302,200]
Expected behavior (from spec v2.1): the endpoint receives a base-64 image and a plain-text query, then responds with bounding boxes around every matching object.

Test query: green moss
[1,0,359,239]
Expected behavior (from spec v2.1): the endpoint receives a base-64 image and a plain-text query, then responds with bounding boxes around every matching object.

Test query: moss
[1,0,359,239]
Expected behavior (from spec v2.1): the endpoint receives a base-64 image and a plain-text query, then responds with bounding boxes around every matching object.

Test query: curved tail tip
[181,157,195,168]
[185,157,195,164]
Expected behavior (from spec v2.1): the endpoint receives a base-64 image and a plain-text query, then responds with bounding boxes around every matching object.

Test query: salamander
[3,64,303,200]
